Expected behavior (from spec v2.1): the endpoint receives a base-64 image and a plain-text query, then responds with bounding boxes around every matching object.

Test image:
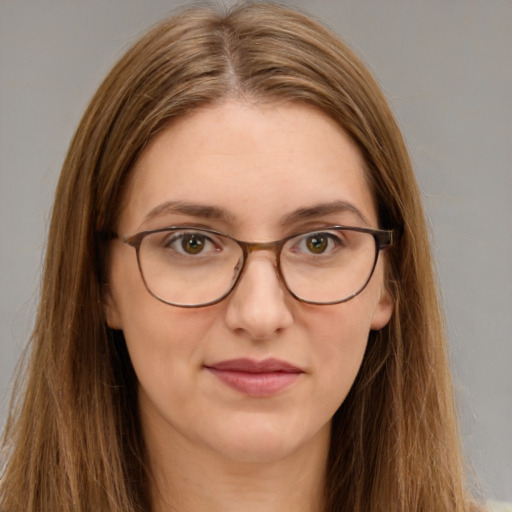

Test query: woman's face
[105,101,393,464]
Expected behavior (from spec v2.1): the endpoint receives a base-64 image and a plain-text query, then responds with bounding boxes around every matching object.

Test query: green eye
[182,234,205,254]
[306,235,328,254]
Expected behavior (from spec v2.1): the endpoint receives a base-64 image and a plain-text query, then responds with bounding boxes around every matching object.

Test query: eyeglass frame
[111,225,395,308]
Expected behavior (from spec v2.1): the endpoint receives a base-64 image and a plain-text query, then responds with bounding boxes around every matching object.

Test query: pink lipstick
[205,358,303,397]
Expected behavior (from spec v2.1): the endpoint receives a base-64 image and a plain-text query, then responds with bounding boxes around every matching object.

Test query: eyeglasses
[115,225,394,308]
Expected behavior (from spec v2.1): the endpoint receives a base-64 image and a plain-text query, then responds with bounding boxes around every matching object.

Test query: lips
[205,358,303,397]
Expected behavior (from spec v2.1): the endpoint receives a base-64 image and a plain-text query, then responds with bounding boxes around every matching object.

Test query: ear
[370,286,394,331]
[103,284,123,330]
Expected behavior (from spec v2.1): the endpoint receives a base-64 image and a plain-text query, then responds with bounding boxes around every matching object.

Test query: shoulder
[487,502,512,512]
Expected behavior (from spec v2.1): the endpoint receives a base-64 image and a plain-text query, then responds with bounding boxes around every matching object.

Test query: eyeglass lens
[135,228,379,307]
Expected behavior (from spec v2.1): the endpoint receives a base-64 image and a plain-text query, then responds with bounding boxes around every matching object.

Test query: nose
[224,255,294,341]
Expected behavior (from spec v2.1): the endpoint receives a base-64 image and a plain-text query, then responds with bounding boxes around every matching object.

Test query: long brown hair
[1,3,482,511]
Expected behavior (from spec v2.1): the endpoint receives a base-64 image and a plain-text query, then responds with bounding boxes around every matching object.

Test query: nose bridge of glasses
[237,240,284,283]
[244,240,280,253]
[240,240,283,265]
[234,240,288,300]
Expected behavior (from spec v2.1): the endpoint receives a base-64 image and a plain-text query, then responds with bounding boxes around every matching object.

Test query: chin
[208,414,329,465]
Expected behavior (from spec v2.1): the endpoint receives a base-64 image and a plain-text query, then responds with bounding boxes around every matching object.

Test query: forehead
[118,101,377,234]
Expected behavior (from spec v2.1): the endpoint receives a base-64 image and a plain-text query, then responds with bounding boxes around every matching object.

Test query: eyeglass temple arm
[375,229,396,249]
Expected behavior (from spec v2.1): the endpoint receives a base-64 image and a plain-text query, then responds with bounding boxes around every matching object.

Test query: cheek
[108,251,218,392]
[120,300,216,380]
[117,298,225,437]
[302,295,378,406]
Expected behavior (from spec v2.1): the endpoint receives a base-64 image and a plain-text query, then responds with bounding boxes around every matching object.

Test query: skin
[105,101,393,512]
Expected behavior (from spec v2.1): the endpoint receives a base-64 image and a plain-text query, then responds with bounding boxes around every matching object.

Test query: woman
[0,3,489,511]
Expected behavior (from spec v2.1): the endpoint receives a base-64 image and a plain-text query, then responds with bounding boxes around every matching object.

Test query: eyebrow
[141,201,236,226]
[141,199,371,228]
[280,200,371,227]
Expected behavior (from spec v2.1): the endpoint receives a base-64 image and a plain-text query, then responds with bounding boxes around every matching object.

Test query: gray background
[1,0,510,501]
